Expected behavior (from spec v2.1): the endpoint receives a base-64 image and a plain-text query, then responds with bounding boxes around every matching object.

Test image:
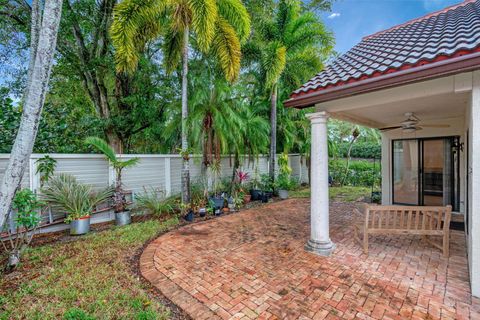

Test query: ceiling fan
[379,112,450,133]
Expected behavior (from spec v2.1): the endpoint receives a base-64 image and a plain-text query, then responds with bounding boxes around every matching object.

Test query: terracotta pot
[223,207,230,213]
[243,194,252,203]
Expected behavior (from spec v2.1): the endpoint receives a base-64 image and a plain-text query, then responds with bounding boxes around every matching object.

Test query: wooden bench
[353,205,452,257]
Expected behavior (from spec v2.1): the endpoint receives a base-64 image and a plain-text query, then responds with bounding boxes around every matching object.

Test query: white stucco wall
[468,71,480,297]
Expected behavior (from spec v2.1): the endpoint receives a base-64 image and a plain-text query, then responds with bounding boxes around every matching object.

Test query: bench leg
[363,231,369,255]
[443,230,450,258]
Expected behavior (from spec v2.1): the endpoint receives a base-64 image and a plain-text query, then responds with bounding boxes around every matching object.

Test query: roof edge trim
[284,51,480,108]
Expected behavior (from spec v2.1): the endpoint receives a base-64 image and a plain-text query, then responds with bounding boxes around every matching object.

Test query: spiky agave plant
[41,174,114,223]
[85,137,140,213]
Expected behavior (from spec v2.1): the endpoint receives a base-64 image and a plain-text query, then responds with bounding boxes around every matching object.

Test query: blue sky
[321,0,462,54]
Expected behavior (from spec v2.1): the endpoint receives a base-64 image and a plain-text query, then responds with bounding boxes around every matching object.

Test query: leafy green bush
[337,142,381,159]
[329,159,381,187]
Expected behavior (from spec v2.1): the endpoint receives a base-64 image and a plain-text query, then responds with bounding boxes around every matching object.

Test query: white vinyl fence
[0,153,309,196]
[1,153,309,233]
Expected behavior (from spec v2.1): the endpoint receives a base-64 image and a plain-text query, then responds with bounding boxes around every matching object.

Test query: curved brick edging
[140,239,221,320]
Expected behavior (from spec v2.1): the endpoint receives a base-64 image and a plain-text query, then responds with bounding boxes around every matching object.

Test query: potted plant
[249,167,262,201]
[180,202,194,222]
[277,175,294,199]
[235,170,251,203]
[233,192,244,211]
[209,161,225,211]
[41,174,113,235]
[260,174,274,202]
[277,153,293,200]
[85,137,139,226]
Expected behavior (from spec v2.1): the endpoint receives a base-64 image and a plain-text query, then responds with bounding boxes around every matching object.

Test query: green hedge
[329,159,381,187]
[337,142,381,159]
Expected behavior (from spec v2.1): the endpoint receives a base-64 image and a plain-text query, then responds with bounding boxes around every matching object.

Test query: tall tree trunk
[0,0,63,229]
[181,27,190,204]
[25,0,42,101]
[269,83,277,181]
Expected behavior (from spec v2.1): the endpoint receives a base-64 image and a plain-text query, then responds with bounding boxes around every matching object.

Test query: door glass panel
[393,140,419,204]
[422,139,445,206]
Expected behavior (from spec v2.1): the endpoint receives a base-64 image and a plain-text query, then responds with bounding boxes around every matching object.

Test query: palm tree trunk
[181,26,190,204]
[269,83,278,181]
[0,0,63,229]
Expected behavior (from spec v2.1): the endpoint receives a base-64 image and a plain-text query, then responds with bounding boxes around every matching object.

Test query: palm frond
[118,157,141,169]
[85,137,117,163]
[110,0,166,73]
[217,0,251,43]
[211,17,241,82]
[262,41,286,90]
[163,28,184,73]
[188,0,217,51]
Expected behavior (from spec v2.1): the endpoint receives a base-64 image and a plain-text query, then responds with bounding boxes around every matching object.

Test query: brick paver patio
[140,199,480,320]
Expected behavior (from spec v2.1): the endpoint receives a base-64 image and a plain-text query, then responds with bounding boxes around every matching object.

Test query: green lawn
[290,186,371,202]
[0,217,180,320]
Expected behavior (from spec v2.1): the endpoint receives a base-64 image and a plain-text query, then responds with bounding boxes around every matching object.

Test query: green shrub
[329,159,381,187]
[337,142,381,159]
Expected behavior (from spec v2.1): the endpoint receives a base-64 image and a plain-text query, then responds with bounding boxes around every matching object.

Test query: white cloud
[327,12,341,19]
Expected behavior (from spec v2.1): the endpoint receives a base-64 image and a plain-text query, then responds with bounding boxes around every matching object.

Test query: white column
[380,133,391,205]
[470,71,480,297]
[305,111,335,256]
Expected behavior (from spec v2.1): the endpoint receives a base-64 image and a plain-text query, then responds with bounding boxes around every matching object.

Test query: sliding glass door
[392,137,460,210]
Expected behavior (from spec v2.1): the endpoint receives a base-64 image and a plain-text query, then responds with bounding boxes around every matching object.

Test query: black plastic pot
[250,189,262,201]
[210,196,224,210]
[261,192,268,203]
[184,210,194,222]
[199,208,206,217]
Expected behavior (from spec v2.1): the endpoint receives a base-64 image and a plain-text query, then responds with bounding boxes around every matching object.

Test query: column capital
[306,111,329,124]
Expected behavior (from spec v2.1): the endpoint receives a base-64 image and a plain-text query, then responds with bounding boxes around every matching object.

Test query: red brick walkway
[140,199,480,320]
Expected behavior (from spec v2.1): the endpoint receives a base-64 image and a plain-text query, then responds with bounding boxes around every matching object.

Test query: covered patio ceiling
[313,75,471,130]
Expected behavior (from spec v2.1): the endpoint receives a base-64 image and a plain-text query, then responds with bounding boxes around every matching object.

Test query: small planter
[199,208,207,217]
[264,191,273,199]
[250,189,262,201]
[115,210,131,226]
[223,207,230,214]
[278,189,289,200]
[243,194,252,203]
[261,192,269,203]
[210,196,224,210]
[184,210,194,222]
[70,216,91,235]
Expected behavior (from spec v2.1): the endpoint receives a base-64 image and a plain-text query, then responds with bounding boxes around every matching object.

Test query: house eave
[284,52,480,108]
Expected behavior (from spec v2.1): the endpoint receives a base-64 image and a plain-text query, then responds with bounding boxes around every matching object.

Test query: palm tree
[243,0,333,181]
[187,67,269,176]
[110,0,250,204]
[85,137,140,213]
[0,0,63,229]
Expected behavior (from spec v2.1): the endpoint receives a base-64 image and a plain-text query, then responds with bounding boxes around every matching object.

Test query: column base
[305,239,335,256]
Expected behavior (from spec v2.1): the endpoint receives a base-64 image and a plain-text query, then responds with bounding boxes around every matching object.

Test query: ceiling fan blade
[421,124,450,128]
[379,126,402,132]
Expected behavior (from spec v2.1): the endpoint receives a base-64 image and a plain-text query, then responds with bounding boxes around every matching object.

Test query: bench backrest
[362,205,452,234]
